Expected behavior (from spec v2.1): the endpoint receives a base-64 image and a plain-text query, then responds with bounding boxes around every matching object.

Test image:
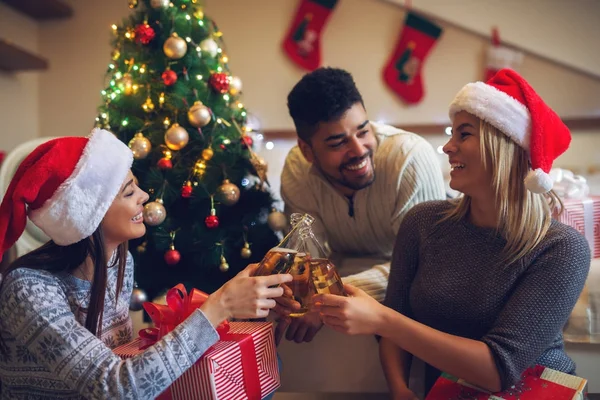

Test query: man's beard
[314,151,376,192]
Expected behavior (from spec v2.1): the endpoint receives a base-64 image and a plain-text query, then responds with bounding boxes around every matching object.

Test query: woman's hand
[202,264,292,325]
[313,284,386,336]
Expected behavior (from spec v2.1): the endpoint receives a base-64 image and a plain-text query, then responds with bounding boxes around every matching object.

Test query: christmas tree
[95,0,285,304]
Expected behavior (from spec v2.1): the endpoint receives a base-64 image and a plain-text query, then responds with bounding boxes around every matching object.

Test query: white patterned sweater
[0,252,219,399]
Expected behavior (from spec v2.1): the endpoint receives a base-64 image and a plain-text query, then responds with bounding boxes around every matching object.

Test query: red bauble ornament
[241,135,253,148]
[164,248,181,265]
[161,69,177,86]
[134,23,155,45]
[181,184,193,198]
[205,214,219,229]
[209,73,230,94]
[157,157,172,170]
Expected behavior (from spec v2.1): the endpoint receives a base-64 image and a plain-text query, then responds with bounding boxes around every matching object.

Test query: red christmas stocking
[382,12,443,104]
[484,29,523,81]
[282,0,338,71]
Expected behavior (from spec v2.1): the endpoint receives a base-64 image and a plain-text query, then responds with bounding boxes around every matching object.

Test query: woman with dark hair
[0,129,291,399]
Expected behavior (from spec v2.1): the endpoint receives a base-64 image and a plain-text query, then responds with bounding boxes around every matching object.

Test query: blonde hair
[444,120,563,265]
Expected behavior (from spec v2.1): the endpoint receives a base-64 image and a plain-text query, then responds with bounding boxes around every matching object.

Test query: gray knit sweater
[0,253,219,399]
[384,200,591,393]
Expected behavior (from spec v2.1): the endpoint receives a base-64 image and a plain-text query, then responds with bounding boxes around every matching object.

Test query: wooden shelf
[1,0,73,20]
[0,39,48,71]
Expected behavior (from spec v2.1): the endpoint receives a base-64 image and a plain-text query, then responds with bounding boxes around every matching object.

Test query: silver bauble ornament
[143,200,167,226]
[150,0,169,8]
[163,33,187,59]
[267,210,287,231]
[129,287,148,311]
[216,179,240,206]
[200,38,219,57]
[165,124,189,150]
[229,76,243,95]
[188,101,211,127]
[128,132,151,159]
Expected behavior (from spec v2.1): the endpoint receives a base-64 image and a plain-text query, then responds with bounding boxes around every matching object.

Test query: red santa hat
[449,68,571,193]
[0,129,133,260]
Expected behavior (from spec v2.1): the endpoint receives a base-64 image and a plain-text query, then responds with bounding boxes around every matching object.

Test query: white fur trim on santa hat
[449,81,531,150]
[28,129,133,245]
[524,168,553,194]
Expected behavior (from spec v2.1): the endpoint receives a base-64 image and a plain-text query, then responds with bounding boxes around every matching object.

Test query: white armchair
[0,137,57,261]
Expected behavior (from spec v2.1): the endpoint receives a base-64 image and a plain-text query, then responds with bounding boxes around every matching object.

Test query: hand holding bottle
[202,264,293,326]
[313,284,385,336]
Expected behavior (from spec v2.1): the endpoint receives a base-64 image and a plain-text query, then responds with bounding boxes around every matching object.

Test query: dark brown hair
[0,228,128,354]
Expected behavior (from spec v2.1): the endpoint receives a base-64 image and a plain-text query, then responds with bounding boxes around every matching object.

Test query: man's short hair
[287,67,364,143]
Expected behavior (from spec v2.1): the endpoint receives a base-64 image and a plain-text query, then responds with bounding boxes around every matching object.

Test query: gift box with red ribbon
[114,284,280,400]
[425,365,587,400]
[555,196,600,259]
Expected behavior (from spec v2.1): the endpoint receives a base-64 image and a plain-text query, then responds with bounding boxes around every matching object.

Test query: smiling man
[277,67,446,343]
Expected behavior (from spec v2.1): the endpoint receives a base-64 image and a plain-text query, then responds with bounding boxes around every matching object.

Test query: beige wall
[1,0,599,167]
[0,4,39,153]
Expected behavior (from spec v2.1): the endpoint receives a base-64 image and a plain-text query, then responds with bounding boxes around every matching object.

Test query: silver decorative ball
[163,33,187,59]
[188,101,211,127]
[143,201,166,226]
[267,210,287,231]
[229,76,243,95]
[200,38,219,57]
[128,132,151,159]
[150,0,169,9]
[216,179,240,206]
[164,124,189,150]
[129,287,148,311]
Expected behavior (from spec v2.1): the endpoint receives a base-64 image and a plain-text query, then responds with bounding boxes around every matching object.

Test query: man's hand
[392,388,419,400]
[284,309,324,343]
[272,283,301,317]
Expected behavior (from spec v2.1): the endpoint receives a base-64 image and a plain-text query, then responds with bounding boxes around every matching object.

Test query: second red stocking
[382,12,443,104]
[282,0,339,71]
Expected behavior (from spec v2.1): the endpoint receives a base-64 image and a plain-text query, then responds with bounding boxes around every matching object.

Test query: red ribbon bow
[139,284,229,349]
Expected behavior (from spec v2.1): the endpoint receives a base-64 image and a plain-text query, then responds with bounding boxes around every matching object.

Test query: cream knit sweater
[280,122,446,301]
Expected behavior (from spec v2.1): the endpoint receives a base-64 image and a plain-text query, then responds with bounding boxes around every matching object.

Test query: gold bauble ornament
[219,256,229,272]
[229,76,243,96]
[128,0,138,8]
[165,124,189,150]
[111,48,121,60]
[143,200,166,226]
[128,132,151,159]
[240,242,252,259]
[150,0,169,8]
[199,38,219,57]
[267,209,287,231]
[201,148,214,160]
[163,33,187,59]
[188,101,211,127]
[216,179,240,206]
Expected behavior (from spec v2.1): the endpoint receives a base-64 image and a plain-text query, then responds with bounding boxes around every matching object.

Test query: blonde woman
[314,69,591,399]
